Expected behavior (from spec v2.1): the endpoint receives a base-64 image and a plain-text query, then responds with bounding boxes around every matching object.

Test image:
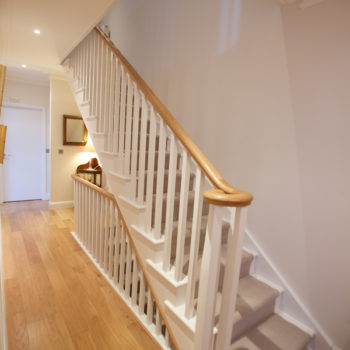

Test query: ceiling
[0,0,118,76]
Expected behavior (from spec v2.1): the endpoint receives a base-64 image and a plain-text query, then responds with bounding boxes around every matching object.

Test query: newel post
[194,189,249,350]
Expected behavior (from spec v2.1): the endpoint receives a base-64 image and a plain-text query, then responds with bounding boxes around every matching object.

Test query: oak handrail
[94,26,253,207]
[72,174,180,350]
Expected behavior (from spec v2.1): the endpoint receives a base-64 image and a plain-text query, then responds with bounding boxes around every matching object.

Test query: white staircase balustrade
[64,26,312,350]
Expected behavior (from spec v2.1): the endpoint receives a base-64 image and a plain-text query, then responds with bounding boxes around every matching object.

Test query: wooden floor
[1,200,161,350]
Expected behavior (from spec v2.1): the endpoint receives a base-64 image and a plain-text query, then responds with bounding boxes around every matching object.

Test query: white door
[2,106,44,201]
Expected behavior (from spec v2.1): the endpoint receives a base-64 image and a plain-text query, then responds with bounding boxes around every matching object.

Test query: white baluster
[138,273,145,315]
[194,205,224,350]
[124,74,133,176]
[113,211,121,284]
[92,31,98,117]
[137,94,148,204]
[215,207,248,350]
[131,253,139,306]
[125,238,132,297]
[95,191,101,260]
[162,134,178,271]
[99,196,106,267]
[113,60,121,154]
[130,86,140,201]
[185,168,204,318]
[119,226,126,290]
[174,149,191,281]
[103,198,110,272]
[103,45,111,140]
[153,118,166,239]
[98,39,105,132]
[118,67,127,170]
[108,201,115,278]
[144,107,157,233]
[108,53,116,152]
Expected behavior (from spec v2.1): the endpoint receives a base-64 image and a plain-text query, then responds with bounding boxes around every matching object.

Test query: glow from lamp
[83,134,99,167]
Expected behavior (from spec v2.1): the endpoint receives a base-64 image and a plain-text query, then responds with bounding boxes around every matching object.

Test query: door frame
[1,103,47,202]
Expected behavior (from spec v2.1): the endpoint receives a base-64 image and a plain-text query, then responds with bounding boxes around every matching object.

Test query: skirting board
[49,200,74,209]
[244,229,336,350]
[0,218,7,350]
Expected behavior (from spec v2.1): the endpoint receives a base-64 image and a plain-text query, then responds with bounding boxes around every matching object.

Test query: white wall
[282,1,350,348]
[101,0,349,348]
[50,77,89,205]
[3,78,50,197]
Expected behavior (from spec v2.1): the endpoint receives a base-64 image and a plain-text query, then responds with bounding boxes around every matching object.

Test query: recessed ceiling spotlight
[21,64,27,68]
[34,29,41,35]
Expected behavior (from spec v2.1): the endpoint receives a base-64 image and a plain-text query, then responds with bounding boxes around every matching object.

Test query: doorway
[1,105,45,202]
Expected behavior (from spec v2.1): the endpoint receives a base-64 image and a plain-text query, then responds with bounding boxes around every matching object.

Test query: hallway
[1,200,161,350]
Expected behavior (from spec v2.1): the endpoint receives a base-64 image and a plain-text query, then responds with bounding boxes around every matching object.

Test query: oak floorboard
[1,200,161,350]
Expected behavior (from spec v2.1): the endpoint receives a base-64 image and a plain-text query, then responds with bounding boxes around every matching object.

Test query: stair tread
[233,275,279,323]
[230,314,311,350]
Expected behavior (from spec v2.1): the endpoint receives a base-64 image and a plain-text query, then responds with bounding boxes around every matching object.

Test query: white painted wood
[130,85,140,201]
[137,94,148,204]
[103,198,110,272]
[113,212,121,284]
[125,237,132,297]
[185,168,204,319]
[216,207,247,350]
[88,187,92,252]
[108,52,116,152]
[162,134,178,272]
[174,149,191,281]
[92,31,98,118]
[124,74,133,176]
[194,205,223,350]
[108,203,115,278]
[99,196,106,267]
[118,66,127,165]
[119,226,126,290]
[131,253,139,306]
[154,118,166,239]
[103,45,111,142]
[144,107,157,233]
[139,273,146,315]
[98,38,105,132]
[113,60,121,155]
[95,191,100,258]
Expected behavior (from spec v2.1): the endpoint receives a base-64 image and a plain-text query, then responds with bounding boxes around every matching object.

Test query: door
[2,105,44,201]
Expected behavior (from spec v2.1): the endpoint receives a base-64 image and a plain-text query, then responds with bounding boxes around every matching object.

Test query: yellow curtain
[0,65,7,163]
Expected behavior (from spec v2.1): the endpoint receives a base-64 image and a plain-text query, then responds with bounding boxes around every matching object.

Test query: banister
[72,174,180,350]
[94,26,253,207]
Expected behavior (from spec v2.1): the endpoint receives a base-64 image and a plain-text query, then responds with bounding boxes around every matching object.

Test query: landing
[1,200,160,350]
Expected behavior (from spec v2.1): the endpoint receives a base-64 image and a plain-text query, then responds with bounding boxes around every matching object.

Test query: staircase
[63,26,313,350]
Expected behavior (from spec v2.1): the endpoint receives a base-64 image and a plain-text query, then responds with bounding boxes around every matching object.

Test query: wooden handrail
[94,26,253,207]
[72,174,180,350]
